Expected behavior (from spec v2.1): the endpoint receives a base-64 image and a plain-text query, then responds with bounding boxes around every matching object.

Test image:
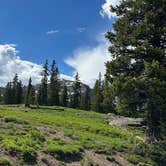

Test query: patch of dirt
[37,150,60,166]
[37,126,73,143]
[0,145,19,166]
[113,152,133,166]
[84,150,117,166]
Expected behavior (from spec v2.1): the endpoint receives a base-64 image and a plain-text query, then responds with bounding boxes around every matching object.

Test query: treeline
[2,59,116,113]
[3,60,90,110]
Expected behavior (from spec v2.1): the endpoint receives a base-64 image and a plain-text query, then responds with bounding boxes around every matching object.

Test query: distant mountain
[59,79,91,94]
[0,79,92,95]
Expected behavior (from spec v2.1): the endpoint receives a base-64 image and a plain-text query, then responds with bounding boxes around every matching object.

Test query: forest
[0,0,165,165]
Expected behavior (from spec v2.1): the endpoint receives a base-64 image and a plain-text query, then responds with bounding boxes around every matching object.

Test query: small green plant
[20,147,37,164]
[4,117,28,124]
[0,157,13,166]
[2,138,20,155]
[127,154,152,165]
[45,142,83,161]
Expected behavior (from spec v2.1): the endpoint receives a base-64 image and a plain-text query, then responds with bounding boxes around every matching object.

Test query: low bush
[45,142,83,161]
[20,147,37,164]
[4,117,28,125]
[149,140,166,166]
[0,158,13,166]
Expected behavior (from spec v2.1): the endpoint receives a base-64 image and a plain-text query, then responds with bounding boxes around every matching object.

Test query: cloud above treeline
[100,0,120,19]
[0,44,43,86]
[0,44,74,87]
[65,36,111,88]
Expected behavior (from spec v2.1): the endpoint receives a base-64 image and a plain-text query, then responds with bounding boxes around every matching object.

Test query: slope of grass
[0,105,152,165]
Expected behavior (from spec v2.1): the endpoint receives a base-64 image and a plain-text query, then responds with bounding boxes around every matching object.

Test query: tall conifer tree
[48,60,60,105]
[25,77,33,107]
[72,73,81,108]
[80,86,90,110]
[106,0,166,140]
[91,73,103,112]
[60,85,68,107]
[38,60,49,105]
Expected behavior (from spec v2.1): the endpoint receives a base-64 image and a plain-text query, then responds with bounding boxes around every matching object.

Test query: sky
[0,0,119,88]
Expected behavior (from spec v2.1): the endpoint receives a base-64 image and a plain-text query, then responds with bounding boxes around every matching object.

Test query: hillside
[0,105,153,166]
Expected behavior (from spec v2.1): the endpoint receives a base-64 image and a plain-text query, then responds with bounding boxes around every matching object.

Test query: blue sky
[0,0,119,87]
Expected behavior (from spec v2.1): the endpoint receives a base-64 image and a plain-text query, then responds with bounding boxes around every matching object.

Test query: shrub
[28,129,45,142]
[0,157,13,166]
[149,140,166,166]
[4,117,28,125]
[45,143,83,161]
[127,155,152,165]
[2,138,20,155]
[20,147,37,164]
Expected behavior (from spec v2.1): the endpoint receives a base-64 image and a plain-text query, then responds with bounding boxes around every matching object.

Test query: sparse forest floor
[0,105,153,166]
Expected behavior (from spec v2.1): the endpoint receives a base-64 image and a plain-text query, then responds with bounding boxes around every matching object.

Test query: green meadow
[0,105,153,165]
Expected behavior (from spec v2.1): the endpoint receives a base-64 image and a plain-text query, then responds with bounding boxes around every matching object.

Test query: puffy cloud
[0,44,42,86]
[46,30,59,35]
[0,44,76,87]
[100,0,121,19]
[65,37,111,88]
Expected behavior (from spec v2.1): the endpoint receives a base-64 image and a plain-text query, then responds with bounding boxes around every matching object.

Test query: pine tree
[72,73,81,108]
[4,74,23,104]
[4,82,12,104]
[12,74,19,104]
[80,86,90,110]
[106,0,166,140]
[16,80,23,104]
[91,73,103,112]
[25,77,33,107]
[60,85,68,107]
[38,60,49,105]
[48,60,60,106]
[102,75,115,113]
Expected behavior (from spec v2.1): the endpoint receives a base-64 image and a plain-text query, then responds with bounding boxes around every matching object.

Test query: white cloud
[77,27,86,33]
[46,30,59,35]
[0,44,42,86]
[100,0,121,19]
[65,36,111,88]
[0,44,77,87]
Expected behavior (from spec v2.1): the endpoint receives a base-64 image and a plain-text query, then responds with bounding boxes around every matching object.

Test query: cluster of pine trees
[4,74,23,104]
[91,72,114,113]
[3,60,91,110]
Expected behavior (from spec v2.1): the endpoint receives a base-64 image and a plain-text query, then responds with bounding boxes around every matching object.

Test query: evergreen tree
[4,82,12,104]
[106,0,166,140]
[48,60,60,105]
[80,86,90,110]
[25,77,33,107]
[16,80,23,104]
[12,74,19,104]
[91,73,103,112]
[60,85,68,107]
[38,60,49,105]
[102,75,115,113]
[4,74,23,104]
[72,73,81,108]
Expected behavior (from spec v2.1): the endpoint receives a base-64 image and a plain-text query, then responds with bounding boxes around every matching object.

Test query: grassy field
[0,105,153,166]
